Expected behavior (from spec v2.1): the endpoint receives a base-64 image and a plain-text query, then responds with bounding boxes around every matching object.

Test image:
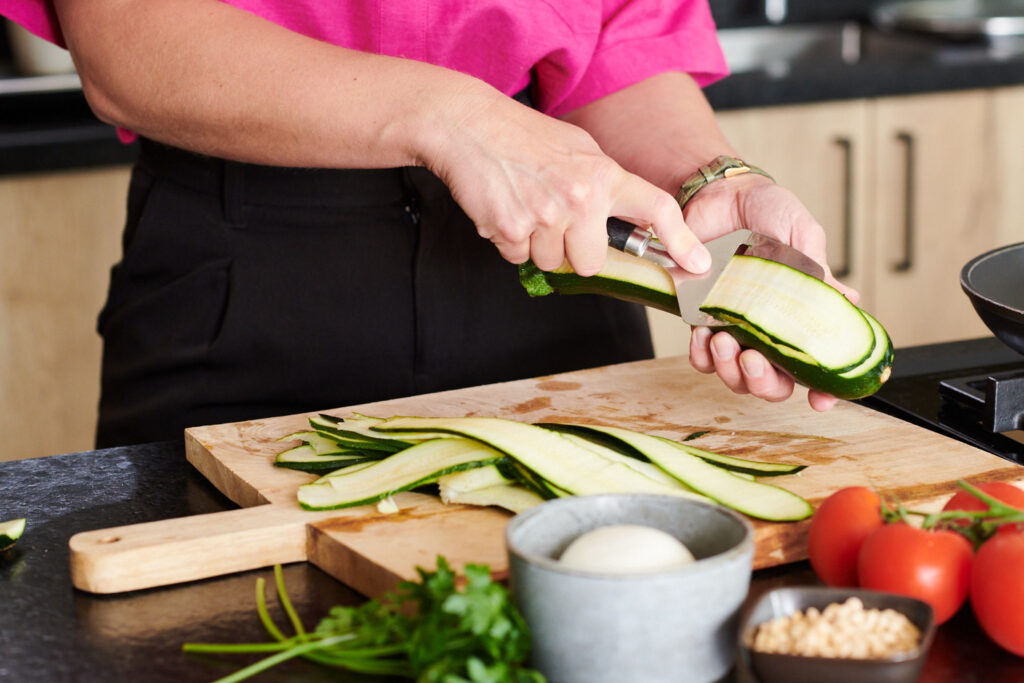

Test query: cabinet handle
[832,136,854,279]
[894,131,915,273]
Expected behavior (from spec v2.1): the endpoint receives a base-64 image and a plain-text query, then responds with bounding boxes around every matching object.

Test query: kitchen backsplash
[710,0,889,27]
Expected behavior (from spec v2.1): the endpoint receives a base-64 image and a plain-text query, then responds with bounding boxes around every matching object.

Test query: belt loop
[222,159,245,225]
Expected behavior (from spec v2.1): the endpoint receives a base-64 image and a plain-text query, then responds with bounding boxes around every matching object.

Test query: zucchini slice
[276,431,359,456]
[700,255,874,372]
[274,445,377,473]
[557,432,692,489]
[0,518,26,551]
[519,247,893,399]
[297,437,505,510]
[540,422,805,477]
[559,424,812,522]
[439,484,545,514]
[371,416,709,501]
[520,247,679,314]
[436,464,515,493]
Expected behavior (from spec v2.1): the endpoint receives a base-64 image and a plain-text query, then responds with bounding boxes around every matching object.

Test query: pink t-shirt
[2,0,726,119]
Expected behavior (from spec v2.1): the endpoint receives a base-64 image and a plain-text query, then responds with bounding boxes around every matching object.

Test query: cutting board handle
[69,503,338,593]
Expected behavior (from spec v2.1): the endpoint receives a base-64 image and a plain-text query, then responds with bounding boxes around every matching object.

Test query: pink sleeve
[539,0,729,118]
[1,0,64,46]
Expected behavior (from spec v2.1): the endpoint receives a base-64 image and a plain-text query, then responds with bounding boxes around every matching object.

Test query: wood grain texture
[70,355,1024,598]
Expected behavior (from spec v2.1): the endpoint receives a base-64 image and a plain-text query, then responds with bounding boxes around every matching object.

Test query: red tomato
[807,486,884,587]
[943,482,1024,534]
[971,530,1024,656]
[858,522,973,625]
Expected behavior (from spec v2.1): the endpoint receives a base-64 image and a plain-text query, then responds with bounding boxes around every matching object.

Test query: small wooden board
[70,356,1024,598]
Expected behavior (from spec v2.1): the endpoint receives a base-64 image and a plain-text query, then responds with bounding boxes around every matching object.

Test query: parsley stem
[274,564,307,639]
[182,642,293,654]
[206,634,356,683]
[255,577,288,643]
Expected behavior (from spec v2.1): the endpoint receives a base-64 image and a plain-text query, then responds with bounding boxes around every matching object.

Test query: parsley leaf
[183,556,545,683]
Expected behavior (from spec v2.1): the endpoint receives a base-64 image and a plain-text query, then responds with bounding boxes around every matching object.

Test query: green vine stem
[876,479,1024,547]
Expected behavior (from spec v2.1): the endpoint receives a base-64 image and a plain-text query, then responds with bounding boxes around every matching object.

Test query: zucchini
[274,445,377,473]
[701,255,874,372]
[0,518,26,550]
[371,416,709,501]
[541,422,805,477]
[557,424,812,522]
[519,247,678,314]
[277,431,359,456]
[297,437,505,510]
[439,484,545,514]
[309,414,428,453]
[557,432,691,489]
[436,464,515,493]
[519,247,893,399]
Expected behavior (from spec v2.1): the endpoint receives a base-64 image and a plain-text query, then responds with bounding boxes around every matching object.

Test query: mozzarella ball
[558,524,695,573]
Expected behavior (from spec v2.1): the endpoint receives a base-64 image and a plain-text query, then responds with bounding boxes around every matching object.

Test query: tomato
[942,482,1024,534]
[858,522,973,625]
[971,530,1024,656]
[807,486,884,587]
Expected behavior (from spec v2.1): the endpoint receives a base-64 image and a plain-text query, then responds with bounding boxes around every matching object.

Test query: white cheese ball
[558,524,696,573]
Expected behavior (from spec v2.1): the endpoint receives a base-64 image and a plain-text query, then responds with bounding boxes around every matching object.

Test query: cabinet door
[0,167,130,461]
[716,100,874,301]
[870,90,996,347]
[992,86,1024,246]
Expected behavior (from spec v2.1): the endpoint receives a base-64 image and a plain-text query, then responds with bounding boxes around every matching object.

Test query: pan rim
[960,241,1024,323]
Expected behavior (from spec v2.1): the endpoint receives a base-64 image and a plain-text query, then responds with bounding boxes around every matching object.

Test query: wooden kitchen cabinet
[648,86,1024,358]
[0,166,130,461]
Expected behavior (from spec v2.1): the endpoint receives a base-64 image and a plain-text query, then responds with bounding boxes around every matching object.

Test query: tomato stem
[872,480,1024,547]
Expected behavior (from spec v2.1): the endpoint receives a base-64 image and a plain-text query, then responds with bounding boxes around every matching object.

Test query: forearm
[561,71,737,195]
[54,0,493,169]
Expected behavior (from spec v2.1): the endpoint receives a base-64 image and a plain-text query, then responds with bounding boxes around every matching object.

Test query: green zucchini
[371,416,709,501]
[556,424,812,521]
[541,422,805,477]
[436,463,515,493]
[701,255,874,372]
[274,444,377,473]
[439,484,545,514]
[520,247,679,314]
[0,518,26,551]
[297,437,505,510]
[557,432,692,489]
[308,414,430,453]
[519,247,893,399]
[277,431,358,456]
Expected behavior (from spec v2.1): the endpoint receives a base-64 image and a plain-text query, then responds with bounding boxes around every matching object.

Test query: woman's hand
[423,87,712,277]
[683,173,859,411]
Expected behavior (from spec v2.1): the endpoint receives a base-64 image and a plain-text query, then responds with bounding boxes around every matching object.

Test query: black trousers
[95,138,654,447]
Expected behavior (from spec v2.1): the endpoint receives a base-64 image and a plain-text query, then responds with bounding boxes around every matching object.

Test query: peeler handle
[606,217,652,257]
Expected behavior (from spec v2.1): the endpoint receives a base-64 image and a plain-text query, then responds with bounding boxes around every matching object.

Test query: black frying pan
[960,242,1024,356]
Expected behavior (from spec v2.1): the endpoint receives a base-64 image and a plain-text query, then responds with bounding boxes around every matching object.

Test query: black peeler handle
[606,217,650,256]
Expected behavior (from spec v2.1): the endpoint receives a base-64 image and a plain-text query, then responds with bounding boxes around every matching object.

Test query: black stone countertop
[704,23,1024,111]
[4,337,1024,682]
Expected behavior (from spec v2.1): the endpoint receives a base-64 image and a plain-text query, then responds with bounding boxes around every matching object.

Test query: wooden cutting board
[69,356,1024,598]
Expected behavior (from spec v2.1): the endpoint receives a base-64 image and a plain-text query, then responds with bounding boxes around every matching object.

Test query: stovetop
[858,336,1024,464]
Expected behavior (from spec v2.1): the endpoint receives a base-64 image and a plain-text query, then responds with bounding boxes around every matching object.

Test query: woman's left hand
[682,173,859,412]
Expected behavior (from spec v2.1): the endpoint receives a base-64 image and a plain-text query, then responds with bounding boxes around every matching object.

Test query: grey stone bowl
[506,494,755,683]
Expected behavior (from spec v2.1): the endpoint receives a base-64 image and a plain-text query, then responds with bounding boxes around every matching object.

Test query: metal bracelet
[673,155,774,210]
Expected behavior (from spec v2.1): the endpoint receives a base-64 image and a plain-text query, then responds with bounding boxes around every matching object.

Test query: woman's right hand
[422,87,712,277]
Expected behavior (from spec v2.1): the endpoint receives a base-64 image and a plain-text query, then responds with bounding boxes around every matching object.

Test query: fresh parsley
[183,556,545,683]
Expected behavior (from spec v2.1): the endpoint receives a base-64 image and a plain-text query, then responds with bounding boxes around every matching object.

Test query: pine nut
[749,597,921,659]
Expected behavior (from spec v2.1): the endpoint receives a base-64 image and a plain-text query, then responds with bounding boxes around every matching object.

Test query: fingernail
[739,352,764,378]
[711,335,735,361]
[685,246,712,273]
[692,326,710,346]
